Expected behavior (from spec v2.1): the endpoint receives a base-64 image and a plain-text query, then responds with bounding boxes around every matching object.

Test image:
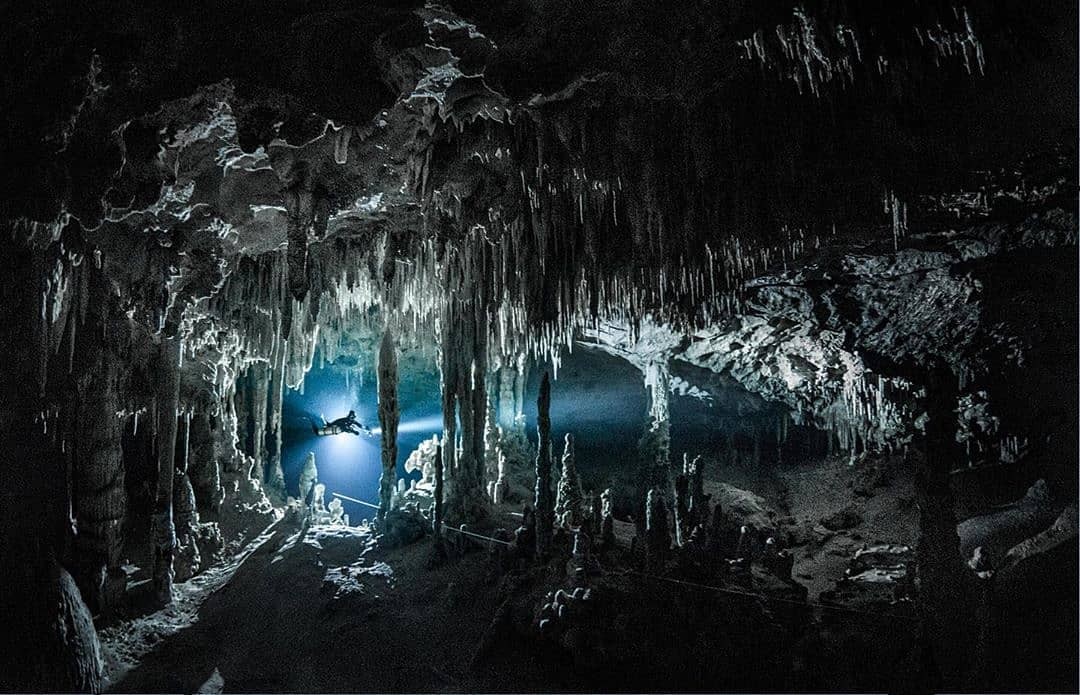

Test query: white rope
[620,568,917,622]
[331,492,381,509]
[441,523,514,547]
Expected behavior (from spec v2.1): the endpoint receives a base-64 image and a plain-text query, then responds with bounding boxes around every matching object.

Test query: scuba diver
[308,410,372,437]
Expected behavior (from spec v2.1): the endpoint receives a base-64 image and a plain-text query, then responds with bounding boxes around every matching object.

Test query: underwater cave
[0,1,1077,693]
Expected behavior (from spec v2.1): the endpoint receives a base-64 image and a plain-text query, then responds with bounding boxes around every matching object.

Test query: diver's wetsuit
[313,410,364,436]
[328,410,361,434]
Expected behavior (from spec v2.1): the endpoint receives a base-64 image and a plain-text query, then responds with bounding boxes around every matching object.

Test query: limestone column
[173,409,198,543]
[534,372,554,558]
[249,361,270,480]
[433,444,444,538]
[497,363,516,431]
[377,329,399,527]
[73,348,126,614]
[636,359,671,538]
[915,369,979,689]
[234,370,250,463]
[152,335,181,607]
[265,342,287,498]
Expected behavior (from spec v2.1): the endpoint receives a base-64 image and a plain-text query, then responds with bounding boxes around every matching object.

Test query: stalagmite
[173,410,198,542]
[492,450,509,505]
[433,444,444,540]
[152,335,181,607]
[33,559,104,693]
[534,372,554,558]
[645,488,670,571]
[600,488,616,549]
[673,470,689,546]
[299,452,318,510]
[249,361,270,481]
[376,329,399,527]
[554,433,583,528]
[685,454,707,530]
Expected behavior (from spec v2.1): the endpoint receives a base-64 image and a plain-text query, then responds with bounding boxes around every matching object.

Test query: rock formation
[153,336,182,607]
[299,452,318,510]
[600,489,616,550]
[377,329,399,527]
[554,433,584,529]
[645,488,670,571]
[535,372,554,559]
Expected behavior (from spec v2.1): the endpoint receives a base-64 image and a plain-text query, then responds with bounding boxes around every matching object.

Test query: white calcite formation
[376,329,400,527]
[554,433,584,529]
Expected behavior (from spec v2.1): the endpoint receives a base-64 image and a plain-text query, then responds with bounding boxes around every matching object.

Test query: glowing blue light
[369,415,443,437]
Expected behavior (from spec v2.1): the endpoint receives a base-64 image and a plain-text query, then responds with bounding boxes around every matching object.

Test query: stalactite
[265,341,286,498]
[249,361,270,481]
[376,329,399,527]
[284,177,315,302]
[534,372,554,558]
[512,352,529,433]
[152,335,181,607]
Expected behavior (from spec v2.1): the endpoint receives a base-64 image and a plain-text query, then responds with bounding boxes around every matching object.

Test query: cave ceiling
[2,0,1076,456]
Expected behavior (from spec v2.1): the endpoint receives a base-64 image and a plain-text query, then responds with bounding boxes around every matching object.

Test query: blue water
[281,368,440,521]
[282,345,812,522]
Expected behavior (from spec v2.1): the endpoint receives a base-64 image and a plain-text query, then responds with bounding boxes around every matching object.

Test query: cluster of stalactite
[735,4,986,98]
[438,290,491,525]
[9,225,308,625]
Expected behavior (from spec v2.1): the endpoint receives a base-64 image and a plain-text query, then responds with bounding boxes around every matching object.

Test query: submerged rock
[957,479,1059,569]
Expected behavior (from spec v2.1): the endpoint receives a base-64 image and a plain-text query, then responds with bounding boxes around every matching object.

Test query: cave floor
[106,514,508,693]
[102,452,928,693]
